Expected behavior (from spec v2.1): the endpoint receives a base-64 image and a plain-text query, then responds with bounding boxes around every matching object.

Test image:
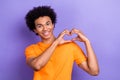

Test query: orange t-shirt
[25,42,86,80]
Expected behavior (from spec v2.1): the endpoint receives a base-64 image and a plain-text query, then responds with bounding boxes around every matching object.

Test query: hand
[56,29,72,44]
[71,28,89,42]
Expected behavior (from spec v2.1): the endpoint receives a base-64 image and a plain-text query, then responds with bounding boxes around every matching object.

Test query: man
[25,6,99,80]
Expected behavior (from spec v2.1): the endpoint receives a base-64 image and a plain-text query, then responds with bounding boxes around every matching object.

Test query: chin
[40,33,53,40]
[42,36,51,40]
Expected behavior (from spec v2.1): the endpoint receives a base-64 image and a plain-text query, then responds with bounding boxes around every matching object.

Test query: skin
[27,16,99,76]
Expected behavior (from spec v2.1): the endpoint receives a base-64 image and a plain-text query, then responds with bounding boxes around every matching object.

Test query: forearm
[30,40,59,70]
[84,40,99,74]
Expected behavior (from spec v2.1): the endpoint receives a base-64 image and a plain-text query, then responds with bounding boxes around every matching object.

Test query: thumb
[72,37,78,41]
[64,40,72,43]
[59,39,72,45]
[72,37,80,41]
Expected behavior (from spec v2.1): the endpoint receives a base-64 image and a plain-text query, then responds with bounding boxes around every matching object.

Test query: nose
[43,26,47,30]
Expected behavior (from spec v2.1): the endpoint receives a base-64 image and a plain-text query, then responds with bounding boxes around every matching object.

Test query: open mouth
[42,31,50,36]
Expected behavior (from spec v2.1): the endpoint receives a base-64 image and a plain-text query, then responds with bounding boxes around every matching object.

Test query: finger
[61,40,72,44]
[59,29,70,38]
[72,37,80,41]
[71,28,86,37]
[71,28,79,34]
[63,29,71,35]
[71,28,83,33]
[64,40,72,43]
[59,39,72,45]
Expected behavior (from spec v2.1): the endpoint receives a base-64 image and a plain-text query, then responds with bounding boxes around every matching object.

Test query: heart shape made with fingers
[58,28,88,45]
[58,29,83,44]
[64,32,77,41]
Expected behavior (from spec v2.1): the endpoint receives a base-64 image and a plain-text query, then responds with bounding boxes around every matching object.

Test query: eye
[36,25,42,28]
[46,21,52,26]
[46,22,50,25]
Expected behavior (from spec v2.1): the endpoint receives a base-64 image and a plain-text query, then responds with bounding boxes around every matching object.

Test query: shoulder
[66,42,80,47]
[67,42,83,51]
[25,43,39,51]
[61,42,81,49]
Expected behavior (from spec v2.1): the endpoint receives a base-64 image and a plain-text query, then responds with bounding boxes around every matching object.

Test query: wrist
[84,39,91,44]
[53,38,59,46]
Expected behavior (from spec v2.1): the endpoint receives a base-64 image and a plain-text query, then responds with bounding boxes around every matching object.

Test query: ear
[53,23,55,28]
[53,23,54,26]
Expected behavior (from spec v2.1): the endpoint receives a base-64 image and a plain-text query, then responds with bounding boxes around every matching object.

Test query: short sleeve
[25,44,40,61]
[72,43,87,64]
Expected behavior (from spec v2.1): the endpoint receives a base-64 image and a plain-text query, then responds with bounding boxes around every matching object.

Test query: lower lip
[43,32,50,36]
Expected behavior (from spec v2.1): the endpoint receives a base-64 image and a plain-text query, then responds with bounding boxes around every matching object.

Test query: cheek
[50,25,54,30]
[47,26,54,31]
[50,27,54,32]
[34,29,42,34]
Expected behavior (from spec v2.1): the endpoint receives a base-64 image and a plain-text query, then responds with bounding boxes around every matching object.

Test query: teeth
[43,31,49,36]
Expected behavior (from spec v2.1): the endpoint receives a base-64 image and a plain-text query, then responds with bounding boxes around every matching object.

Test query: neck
[41,35,56,44]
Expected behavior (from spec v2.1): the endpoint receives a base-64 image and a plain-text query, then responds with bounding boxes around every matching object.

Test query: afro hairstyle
[25,6,57,32]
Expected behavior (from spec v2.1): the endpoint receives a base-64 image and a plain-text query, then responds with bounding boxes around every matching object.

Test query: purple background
[0,0,120,80]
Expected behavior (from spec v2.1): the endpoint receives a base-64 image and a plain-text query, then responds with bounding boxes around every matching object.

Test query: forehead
[35,16,52,24]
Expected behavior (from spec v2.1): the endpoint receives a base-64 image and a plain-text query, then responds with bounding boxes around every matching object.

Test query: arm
[71,28,99,76]
[27,30,71,71]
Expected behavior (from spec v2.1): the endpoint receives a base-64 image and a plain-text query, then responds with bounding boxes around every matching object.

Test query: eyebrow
[46,21,51,23]
[35,21,51,26]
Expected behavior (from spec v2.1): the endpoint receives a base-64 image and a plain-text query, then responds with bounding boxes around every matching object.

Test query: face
[34,16,54,40]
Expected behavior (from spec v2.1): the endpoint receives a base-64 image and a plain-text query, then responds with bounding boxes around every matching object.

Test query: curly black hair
[25,6,57,32]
